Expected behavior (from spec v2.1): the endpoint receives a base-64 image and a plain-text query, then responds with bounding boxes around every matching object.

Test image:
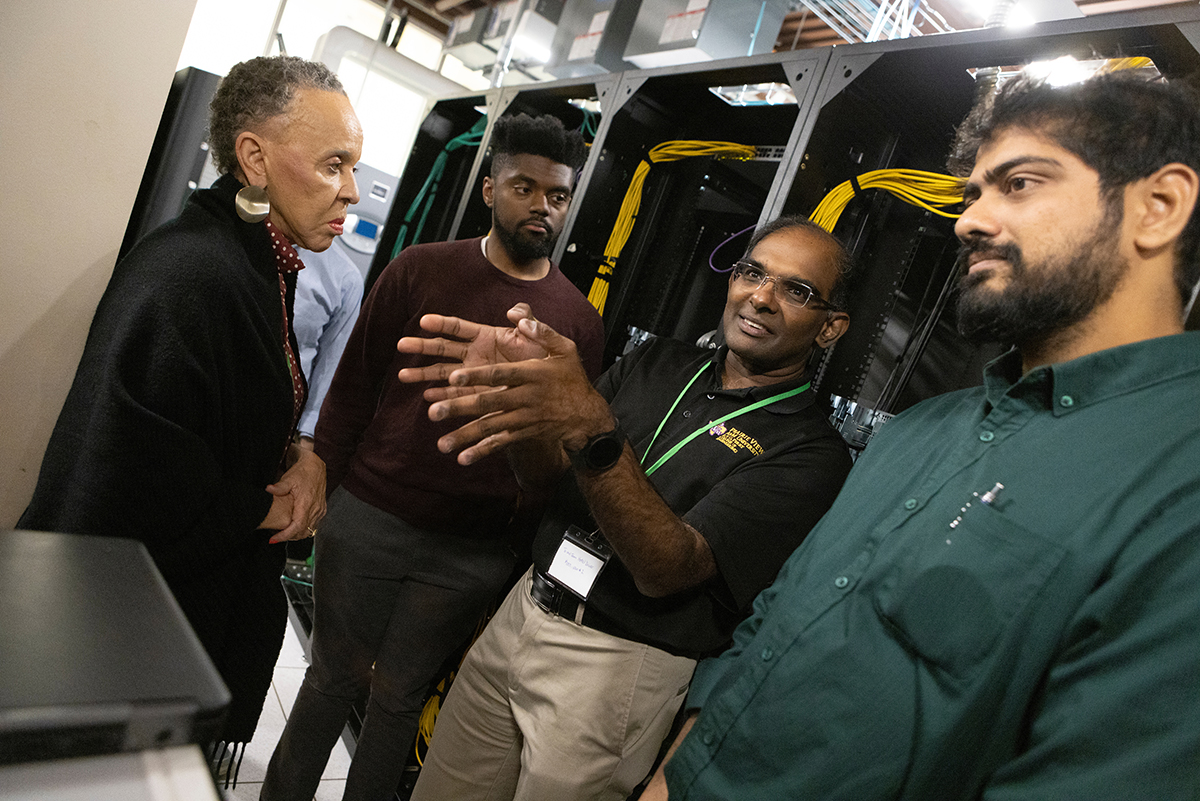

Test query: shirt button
[706,393,715,400]
[834,576,849,589]
[904,498,918,510]
[701,731,714,745]
[1060,395,1075,408]
[682,410,692,418]
[979,431,995,442]
[761,647,774,661]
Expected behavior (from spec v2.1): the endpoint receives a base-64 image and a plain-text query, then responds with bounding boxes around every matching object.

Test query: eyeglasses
[731,261,834,310]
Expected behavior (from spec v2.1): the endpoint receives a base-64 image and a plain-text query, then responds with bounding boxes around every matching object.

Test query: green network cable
[580,108,599,141]
[392,115,488,258]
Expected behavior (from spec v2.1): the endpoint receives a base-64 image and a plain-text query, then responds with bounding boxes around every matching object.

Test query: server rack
[780,7,1200,439]
[331,6,1200,790]
[561,50,831,363]
[376,4,1200,434]
[366,87,496,290]
[367,74,623,287]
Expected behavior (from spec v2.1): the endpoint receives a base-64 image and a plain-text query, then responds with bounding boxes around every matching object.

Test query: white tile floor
[221,621,352,801]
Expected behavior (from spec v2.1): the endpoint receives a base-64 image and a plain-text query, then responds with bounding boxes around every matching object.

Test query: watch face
[587,434,624,471]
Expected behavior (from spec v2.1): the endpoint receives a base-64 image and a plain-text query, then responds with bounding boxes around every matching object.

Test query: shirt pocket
[871,503,1067,680]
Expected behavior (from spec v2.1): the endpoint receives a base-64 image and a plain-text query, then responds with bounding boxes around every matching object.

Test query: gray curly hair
[208,55,345,176]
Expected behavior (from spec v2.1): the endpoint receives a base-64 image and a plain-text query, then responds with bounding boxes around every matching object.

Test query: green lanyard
[641,361,811,477]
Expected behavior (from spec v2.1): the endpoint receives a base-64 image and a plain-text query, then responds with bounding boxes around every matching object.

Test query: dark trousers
[261,487,515,801]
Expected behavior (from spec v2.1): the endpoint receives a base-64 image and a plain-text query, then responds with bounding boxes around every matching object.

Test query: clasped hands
[396,303,613,465]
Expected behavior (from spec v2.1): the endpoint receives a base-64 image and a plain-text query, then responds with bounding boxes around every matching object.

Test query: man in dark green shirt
[646,73,1200,799]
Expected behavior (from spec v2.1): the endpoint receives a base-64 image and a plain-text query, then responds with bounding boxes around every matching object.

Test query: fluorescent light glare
[567,97,603,113]
[509,9,556,65]
[708,82,798,107]
[968,56,1160,88]
[512,34,551,64]
[1026,56,1092,86]
[1005,6,1036,28]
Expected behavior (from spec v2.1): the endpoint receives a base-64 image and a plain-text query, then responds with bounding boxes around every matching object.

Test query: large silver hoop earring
[235,184,270,223]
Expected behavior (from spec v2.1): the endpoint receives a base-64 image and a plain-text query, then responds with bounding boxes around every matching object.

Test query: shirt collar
[264,220,306,274]
[983,332,1200,415]
[707,346,817,413]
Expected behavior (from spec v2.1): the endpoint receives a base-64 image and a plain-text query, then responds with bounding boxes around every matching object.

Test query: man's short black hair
[743,216,853,312]
[949,71,1200,305]
[489,113,587,177]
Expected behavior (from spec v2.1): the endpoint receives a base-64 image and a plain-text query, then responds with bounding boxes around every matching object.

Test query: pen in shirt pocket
[949,482,1004,529]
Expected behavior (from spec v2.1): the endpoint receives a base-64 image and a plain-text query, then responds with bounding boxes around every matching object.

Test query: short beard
[955,211,1126,350]
[493,218,556,264]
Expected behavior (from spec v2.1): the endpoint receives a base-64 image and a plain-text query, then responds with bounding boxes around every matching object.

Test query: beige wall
[0,0,198,524]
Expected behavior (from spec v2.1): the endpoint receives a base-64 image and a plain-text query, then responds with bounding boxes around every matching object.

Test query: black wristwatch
[567,422,626,474]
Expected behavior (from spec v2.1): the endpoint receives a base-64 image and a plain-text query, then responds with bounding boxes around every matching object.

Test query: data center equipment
[376,5,1200,450]
[118,67,221,262]
[367,90,494,289]
[0,530,229,765]
[781,12,1200,438]
[557,51,827,365]
[507,0,567,75]
[333,161,400,280]
[443,0,528,72]
[486,0,524,50]
[367,74,622,289]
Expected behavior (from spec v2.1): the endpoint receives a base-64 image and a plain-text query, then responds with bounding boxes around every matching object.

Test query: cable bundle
[413,605,495,765]
[1100,56,1154,73]
[588,140,757,315]
[808,168,965,416]
[580,107,600,140]
[392,115,488,259]
[809,168,965,233]
[415,673,451,766]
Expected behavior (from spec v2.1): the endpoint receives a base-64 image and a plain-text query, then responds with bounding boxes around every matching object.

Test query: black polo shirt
[531,336,852,658]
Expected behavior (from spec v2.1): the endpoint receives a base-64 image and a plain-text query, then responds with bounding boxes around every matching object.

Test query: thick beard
[955,216,1126,350]
[493,217,556,264]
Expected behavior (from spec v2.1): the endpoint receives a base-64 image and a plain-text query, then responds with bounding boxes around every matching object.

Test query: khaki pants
[411,567,696,801]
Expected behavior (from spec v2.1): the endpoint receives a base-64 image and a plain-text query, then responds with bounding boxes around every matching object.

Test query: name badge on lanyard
[547,525,613,601]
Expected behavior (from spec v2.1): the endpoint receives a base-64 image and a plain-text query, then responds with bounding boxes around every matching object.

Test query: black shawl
[21,173,299,746]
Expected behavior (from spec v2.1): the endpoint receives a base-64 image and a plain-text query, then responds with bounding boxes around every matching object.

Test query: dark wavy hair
[208,55,345,176]
[489,112,587,177]
[743,215,853,311]
[949,71,1200,304]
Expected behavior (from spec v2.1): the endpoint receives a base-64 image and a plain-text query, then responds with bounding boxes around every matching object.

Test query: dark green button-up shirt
[667,331,1200,800]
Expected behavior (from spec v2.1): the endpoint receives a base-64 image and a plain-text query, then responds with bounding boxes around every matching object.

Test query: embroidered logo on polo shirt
[709,424,763,455]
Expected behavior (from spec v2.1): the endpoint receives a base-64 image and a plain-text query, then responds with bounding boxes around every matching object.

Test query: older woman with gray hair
[19,54,363,773]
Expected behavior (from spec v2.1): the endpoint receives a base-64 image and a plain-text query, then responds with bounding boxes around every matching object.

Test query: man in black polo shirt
[398,216,854,800]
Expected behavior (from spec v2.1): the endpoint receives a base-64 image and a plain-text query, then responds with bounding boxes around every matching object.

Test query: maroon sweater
[315,237,604,537]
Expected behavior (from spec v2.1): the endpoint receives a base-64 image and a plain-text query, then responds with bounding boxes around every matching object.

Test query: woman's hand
[261,443,327,543]
[258,492,294,533]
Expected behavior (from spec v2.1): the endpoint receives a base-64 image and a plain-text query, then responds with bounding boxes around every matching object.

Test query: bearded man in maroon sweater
[262,113,603,801]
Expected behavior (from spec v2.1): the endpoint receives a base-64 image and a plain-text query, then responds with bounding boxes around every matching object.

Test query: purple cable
[709,224,757,273]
